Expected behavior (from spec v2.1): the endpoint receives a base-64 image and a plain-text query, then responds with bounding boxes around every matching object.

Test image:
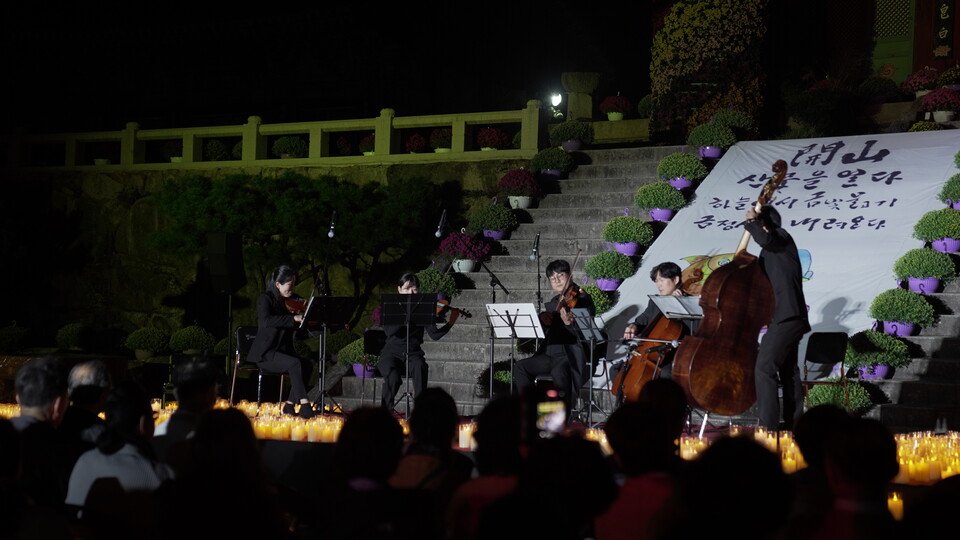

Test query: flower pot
[169,156,183,163]
[181,348,202,356]
[612,242,639,256]
[858,364,891,380]
[508,196,533,209]
[362,151,375,156]
[697,146,723,159]
[882,321,916,337]
[933,110,956,122]
[648,208,675,222]
[669,176,692,190]
[561,140,582,152]
[540,169,564,179]
[93,158,110,166]
[916,89,932,99]
[946,84,960,91]
[352,363,377,378]
[452,259,476,273]
[434,147,451,153]
[595,277,624,291]
[606,112,624,121]
[945,199,960,210]
[907,277,941,294]
[483,229,507,241]
[480,147,496,151]
[932,237,960,253]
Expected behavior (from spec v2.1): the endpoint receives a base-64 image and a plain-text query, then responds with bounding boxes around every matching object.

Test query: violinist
[378,272,459,411]
[744,205,810,430]
[512,259,597,419]
[247,265,317,419]
[621,262,698,380]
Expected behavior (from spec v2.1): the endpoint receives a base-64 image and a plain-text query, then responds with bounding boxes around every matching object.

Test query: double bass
[670,160,788,416]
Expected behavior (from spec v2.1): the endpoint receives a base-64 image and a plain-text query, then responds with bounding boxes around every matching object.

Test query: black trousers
[378,350,427,409]
[512,344,577,414]
[256,351,313,402]
[755,318,807,430]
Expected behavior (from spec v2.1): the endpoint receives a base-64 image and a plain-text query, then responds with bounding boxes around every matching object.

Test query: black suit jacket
[247,292,301,363]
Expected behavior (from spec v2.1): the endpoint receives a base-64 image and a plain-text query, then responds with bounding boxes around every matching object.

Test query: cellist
[512,259,598,420]
[621,262,699,379]
[744,205,810,431]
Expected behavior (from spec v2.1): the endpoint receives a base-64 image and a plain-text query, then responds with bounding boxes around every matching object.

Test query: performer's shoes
[298,403,318,419]
[282,402,297,416]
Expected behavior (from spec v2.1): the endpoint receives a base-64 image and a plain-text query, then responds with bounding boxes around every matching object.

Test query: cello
[610,314,685,403]
[670,159,788,416]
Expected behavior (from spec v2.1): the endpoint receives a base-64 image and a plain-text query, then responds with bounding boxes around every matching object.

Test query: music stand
[571,307,608,428]
[485,303,544,397]
[381,293,437,417]
[300,296,358,413]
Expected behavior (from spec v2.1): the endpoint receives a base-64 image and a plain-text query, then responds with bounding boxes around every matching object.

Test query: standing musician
[378,272,459,411]
[744,205,810,430]
[512,259,598,419]
[248,265,317,419]
[621,261,698,379]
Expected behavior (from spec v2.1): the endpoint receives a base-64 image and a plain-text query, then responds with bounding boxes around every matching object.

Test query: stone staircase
[329,146,960,434]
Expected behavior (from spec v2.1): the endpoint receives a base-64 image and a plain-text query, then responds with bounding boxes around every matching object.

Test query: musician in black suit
[248,265,317,419]
[745,205,810,430]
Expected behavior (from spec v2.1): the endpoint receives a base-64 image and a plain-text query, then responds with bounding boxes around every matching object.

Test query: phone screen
[536,396,566,436]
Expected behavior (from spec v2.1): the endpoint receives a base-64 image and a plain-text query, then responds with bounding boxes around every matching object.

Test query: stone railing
[3,100,550,169]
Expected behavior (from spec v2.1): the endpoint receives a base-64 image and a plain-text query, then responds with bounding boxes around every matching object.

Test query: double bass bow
[670,159,787,416]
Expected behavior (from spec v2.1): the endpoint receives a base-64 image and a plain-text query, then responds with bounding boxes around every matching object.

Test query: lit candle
[782,456,797,474]
[291,419,306,442]
[887,492,904,521]
[459,424,474,449]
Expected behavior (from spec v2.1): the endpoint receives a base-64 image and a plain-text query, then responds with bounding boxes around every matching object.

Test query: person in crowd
[248,264,318,419]
[512,259,598,420]
[59,359,112,472]
[11,355,71,511]
[745,205,810,430]
[378,272,459,411]
[151,357,220,470]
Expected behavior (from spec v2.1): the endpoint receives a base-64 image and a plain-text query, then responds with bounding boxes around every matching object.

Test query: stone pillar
[375,109,395,155]
[120,122,140,166]
[561,72,600,121]
[242,116,264,161]
[519,100,542,151]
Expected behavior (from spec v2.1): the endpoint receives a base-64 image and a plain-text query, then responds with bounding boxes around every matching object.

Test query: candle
[887,492,903,521]
[459,423,474,449]
[782,457,797,474]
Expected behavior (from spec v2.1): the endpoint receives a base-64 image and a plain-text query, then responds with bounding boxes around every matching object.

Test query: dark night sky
[2,3,653,134]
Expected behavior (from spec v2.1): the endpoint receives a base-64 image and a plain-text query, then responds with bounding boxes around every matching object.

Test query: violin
[284,298,308,314]
[436,299,472,319]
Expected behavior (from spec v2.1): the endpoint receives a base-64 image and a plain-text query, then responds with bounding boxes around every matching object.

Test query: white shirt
[65,442,174,507]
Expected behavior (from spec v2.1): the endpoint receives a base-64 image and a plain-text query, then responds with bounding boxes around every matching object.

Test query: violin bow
[736,159,788,254]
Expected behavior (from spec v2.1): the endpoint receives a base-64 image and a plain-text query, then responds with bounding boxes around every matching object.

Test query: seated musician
[512,259,598,420]
[621,262,698,379]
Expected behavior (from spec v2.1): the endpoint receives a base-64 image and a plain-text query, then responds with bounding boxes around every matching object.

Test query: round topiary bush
[892,248,956,282]
[583,284,614,314]
[168,325,217,352]
[56,322,93,350]
[867,288,936,327]
[845,329,910,369]
[584,250,636,280]
[124,327,169,354]
[806,378,873,413]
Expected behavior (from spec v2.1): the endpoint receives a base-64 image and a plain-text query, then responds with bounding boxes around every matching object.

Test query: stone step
[899,334,960,358]
[870,378,959,406]
[870,404,960,434]
[498,237,609,255]
[580,147,687,164]
[535,192,638,209]
[523,206,646,223]
[549,176,654,193]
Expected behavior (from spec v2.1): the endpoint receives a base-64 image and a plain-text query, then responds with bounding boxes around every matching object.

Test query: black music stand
[381,293,437,417]
[571,307,608,428]
[485,303,545,397]
[300,296,358,413]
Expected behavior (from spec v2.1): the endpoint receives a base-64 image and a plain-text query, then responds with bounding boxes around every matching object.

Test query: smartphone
[535,388,566,437]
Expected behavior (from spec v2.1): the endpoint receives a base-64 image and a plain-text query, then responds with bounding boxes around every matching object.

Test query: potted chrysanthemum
[599,95,632,121]
[919,87,960,122]
[438,230,492,272]
[430,127,453,152]
[476,126,510,150]
[497,169,542,209]
[901,67,939,97]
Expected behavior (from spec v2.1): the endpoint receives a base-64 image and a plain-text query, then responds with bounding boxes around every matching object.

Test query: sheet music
[649,295,703,319]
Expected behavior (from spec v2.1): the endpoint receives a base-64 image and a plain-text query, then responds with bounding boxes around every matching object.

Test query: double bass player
[744,205,810,431]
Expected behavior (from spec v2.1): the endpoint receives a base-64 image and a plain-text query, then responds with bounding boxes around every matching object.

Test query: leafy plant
[711,108,756,138]
[326,330,361,357]
[893,248,956,282]
[162,140,183,160]
[807,378,873,413]
[636,94,653,119]
[416,266,460,299]
[583,284,613,315]
[634,181,687,211]
[231,141,243,160]
[939,66,960,86]
[336,337,378,367]
[602,216,655,245]
[430,127,452,149]
[204,139,231,161]
[856,75,903,101]
[124,327,169,353]
[600,95,631,114]
[908,121,944,132]
[168,325,217,352]
[549,120,594,144]
[405,132,427,153]
[845,330,910,369]
[867,288,936,327]
[468,203,518,231]
[584,250,636,279]
[938,173,960,205]
[530,146,575,172]
[901,67,939,93]
[913,208,960,241]
[56,322,92,350]
[359,133,375,153]
[497,169,542,197]
[656,152,708,181]
[271,136,308,158]
[919,87,960,112]
[475,360,513,399]
[686,122,737,149]
[476,126,510,149]
[438,230,492,261]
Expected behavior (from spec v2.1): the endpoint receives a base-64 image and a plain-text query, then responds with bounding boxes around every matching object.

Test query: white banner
[600,131,960,363]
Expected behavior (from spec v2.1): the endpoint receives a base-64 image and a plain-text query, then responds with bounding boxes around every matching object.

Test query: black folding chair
[228,326,285,406]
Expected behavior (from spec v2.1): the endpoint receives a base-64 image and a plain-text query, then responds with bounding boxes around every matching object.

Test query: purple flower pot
[698,146,723,159]
[932,237,960,253]
[540,169,564,179]
[561,140,582,152]
[612,242,639,256]
[907,277,941,294]
[858,364,891,380]
[945,199,960,210]
[882,321,917,337]
[352,363,377,378]
[483,229,507,241]
[595,277,623,291]
[648,208,675,222]
[669,176,692,190]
